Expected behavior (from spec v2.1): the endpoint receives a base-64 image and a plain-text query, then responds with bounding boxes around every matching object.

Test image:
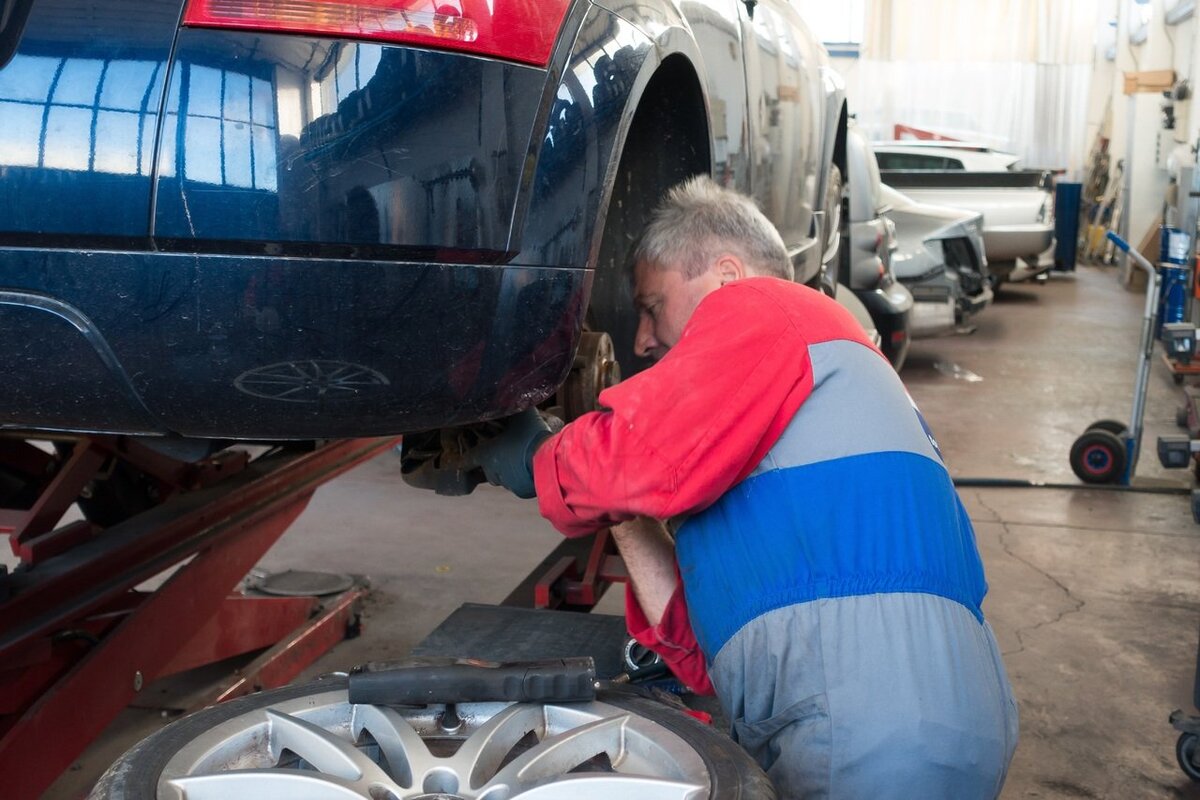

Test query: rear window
[875,152,965,170]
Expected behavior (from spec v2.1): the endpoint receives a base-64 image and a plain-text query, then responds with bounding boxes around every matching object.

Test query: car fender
[515,4,711,274]
[815,66,848,210]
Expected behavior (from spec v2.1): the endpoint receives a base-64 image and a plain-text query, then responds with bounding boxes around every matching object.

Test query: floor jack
[0,435,397,800]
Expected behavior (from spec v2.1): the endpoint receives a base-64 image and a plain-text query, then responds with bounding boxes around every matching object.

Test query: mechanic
[469,175,1019,799]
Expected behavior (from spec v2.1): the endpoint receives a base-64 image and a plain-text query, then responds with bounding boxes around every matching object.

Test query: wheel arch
[583,42,714,377]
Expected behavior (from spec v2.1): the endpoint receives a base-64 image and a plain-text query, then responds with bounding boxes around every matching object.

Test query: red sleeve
[625,579,715,695]
[533,280,814,537]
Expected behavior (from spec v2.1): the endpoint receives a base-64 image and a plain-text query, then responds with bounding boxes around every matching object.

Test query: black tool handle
[347,657,596,706]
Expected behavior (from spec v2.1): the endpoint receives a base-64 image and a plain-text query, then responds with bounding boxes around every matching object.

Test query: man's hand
[467,409,553,499]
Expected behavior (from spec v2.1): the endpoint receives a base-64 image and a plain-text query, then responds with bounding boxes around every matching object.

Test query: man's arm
[610,517,676,624]
[612,517,713,695]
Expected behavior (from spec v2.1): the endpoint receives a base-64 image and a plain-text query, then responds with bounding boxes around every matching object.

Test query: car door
[737,0,823,281]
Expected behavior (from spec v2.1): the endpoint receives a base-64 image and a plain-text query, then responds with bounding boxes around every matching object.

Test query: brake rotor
[558,331,621,420]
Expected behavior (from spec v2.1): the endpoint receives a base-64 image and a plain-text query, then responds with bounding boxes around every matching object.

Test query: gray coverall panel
[709,593,1019,800]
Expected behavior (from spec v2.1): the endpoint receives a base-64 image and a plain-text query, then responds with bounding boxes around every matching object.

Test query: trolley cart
[1069,231,1164,485]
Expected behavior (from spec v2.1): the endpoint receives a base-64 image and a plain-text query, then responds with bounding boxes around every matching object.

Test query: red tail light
[182,0,571,67]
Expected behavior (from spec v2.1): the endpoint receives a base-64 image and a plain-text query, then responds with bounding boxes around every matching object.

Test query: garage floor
[47,265,1200,799]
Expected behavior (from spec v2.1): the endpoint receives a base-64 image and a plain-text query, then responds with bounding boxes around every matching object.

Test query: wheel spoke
[265,709,391,786]
[452,703,547,789]
[476,714,630,798]
[351,703,434,787]
[509,774,706,800]
[167,768,367,800]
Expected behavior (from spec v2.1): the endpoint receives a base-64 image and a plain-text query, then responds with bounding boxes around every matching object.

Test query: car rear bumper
[0,248,587,439]
[854,281,913,369]
[983,224,1055,264]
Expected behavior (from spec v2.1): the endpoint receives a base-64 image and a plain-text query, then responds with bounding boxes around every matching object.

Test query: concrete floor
[47,265,1200,798]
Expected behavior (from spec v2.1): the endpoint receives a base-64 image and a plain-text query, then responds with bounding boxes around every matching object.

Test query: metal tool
[347,656,597,705]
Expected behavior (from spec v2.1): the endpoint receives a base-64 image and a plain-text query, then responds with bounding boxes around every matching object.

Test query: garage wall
[1095,0,1200,248]
[834,0,1100,176]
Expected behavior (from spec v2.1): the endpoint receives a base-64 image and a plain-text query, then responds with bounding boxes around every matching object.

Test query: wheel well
[833,104,849,177]
[588,55,711,377]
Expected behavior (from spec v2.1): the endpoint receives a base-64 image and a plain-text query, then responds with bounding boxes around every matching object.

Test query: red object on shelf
[893,124,961,142]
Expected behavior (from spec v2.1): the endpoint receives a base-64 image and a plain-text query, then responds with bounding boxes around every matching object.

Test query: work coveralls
[532,277,1019,799]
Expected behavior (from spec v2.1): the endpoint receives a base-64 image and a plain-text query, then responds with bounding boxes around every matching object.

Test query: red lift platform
[0,435,397,800]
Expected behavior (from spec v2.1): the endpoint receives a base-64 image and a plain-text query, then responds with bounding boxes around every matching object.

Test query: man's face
[632,259,724,361]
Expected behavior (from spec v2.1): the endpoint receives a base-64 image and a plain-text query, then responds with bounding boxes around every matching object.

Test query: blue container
[1160,225,1191,265]
[1054,182,1081,271]
[1159,265,1191,335]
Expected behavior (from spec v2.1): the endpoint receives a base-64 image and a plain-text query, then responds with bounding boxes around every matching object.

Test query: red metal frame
[533,529,628,609]
[0,435,397,800]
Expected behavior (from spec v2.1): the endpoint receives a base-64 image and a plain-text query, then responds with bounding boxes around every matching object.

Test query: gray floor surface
[42,266,1200,798]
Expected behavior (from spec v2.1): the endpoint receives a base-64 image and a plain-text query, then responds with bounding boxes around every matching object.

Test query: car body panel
[0,0,178,237]
[0,0,844,439]
[844,127,911,368]
[881,184,991,337]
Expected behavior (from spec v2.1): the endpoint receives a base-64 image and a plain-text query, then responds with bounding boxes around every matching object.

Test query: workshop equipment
[348,657,597,705]
[1169,623,1200,782]
[0,435,395,800]
[1069,231,1163,484]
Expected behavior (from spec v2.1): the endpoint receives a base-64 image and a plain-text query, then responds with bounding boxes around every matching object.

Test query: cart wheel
[1070,429,1127,484]
[1192,491,1200,525]
[1088,419,1129,437]
[1177,732,1200,781]
[1178,405,1191,429]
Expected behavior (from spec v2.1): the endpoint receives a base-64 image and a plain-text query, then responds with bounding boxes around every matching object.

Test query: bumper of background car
[854,280,913,369]
[0,248,588,439]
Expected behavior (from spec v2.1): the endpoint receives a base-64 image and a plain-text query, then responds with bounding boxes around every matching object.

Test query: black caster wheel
[1088,419,1129,437]
[1070,428,1126,484]
[1191,491,1200,526]
[1178,732,1200,781]
[1178,405,1191,429]
[1175,372,1187,386]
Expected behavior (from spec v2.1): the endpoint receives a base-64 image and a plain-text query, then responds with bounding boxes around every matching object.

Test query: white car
[874,143,1056,285]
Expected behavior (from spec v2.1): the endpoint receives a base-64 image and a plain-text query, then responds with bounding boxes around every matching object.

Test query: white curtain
[847,0,1102,176]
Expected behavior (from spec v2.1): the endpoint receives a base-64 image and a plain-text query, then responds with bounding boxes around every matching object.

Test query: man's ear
[715,255,748,285]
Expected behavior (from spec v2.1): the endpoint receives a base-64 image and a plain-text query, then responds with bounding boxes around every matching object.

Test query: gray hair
[632,175,793,282]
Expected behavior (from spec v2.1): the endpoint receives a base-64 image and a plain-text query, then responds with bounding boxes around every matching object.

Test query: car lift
[0,434,397,800]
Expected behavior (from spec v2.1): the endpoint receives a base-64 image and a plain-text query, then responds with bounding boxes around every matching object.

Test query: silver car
[881,185,992,338]
[874,143,1056,284]
[845,127,913,369]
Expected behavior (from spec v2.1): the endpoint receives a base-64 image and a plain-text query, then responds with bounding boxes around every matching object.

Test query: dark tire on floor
[1069,428,1127,484]
[1177,732,1200,781]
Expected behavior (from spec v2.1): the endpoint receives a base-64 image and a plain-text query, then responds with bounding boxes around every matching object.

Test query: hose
[952,477,1190,495]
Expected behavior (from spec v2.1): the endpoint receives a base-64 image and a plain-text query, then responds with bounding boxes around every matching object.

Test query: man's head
[631,175,792,360]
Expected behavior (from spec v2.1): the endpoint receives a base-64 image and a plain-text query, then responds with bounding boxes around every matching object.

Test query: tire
[1069,428,1127,484]
[1088,419,1129,437]
[1178,732,1200,782]
[90,677,775,800]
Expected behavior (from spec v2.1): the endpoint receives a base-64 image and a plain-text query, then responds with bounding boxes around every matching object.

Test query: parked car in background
[0,0,849,444]
[874,143,1055,285]
[881,184,991,338]
[844,127,913,370]
[872,141,1022,171]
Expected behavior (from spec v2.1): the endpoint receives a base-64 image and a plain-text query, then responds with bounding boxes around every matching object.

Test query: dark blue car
[0,0,848,441]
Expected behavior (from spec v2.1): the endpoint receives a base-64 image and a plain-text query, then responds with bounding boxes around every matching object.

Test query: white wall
[1094,0,1200,242]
